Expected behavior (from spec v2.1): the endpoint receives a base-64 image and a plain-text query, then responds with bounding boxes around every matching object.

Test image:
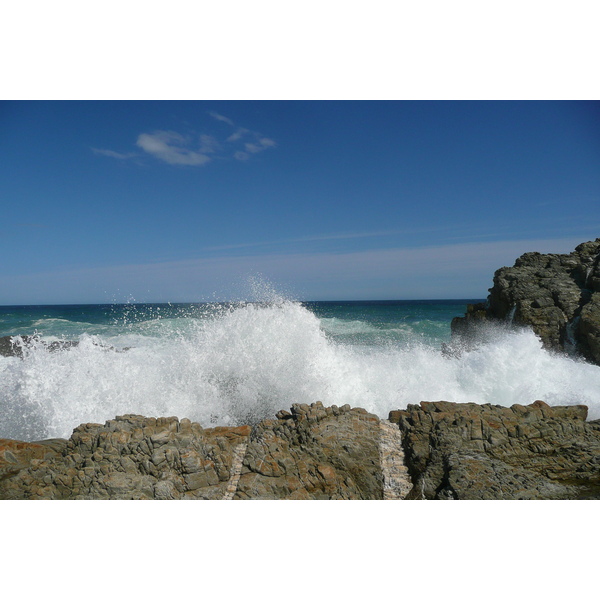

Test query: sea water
[2,291,600,441]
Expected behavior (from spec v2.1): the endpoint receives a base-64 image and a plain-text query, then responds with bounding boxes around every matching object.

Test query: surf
[1,296,600,442]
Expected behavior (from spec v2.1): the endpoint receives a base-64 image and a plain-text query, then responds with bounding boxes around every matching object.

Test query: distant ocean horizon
[2,296,600,442]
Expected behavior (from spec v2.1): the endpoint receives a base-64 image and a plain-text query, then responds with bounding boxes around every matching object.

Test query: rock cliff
[450,238,600,364]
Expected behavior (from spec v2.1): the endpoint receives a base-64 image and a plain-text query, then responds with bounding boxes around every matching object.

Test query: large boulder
[389,400,600,499]
[450,238,600,364]
[236,402,383,499]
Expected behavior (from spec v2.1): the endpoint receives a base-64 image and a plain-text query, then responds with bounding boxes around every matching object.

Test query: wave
[1,299,600,441]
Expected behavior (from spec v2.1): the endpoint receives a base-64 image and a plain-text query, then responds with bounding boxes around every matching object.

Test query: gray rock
[4,400,600,500]
[450,238,600,364]
[390,400,600,499]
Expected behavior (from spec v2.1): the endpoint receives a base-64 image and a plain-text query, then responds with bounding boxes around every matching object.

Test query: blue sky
[1,100,599,304]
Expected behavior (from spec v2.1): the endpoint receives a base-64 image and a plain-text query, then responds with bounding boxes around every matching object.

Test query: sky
[1,100,599,304]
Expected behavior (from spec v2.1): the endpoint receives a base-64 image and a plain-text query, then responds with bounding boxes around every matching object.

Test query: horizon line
[0,297,488,308]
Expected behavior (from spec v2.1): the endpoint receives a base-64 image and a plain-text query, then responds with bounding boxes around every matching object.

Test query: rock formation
[390,400,600,499]
[0,334,80,357]
[2,400,599,500]
[0,403,410,500]
[236,403,384,499]
[450,238,600,365]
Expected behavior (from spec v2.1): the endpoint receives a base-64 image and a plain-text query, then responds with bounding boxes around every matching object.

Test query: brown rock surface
[3,400,600,500]
[0,415,251,499]
[0,438,68,480]
[0,404,386,500]
[235,402,383,499]
[390,400,600,499]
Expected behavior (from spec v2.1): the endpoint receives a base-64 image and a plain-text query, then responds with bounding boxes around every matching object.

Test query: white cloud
[93,113,276,167]
[136,130,212,166]
[236,136,276,160]
[209,111,235,126]
[258,137,276,148]
[198,134,220,154]
[91,148,137,160]
[226,128,249,142]
[207,111,276,160]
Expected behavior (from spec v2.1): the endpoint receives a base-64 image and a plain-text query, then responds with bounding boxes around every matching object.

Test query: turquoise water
[2,298,600,441]
[0,300,477,346]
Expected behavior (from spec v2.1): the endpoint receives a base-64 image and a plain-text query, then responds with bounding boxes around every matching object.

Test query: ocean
[2,294,600,442]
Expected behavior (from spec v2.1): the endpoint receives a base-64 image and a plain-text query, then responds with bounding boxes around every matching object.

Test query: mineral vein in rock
[222,442,248,500]
[379,419,411,500]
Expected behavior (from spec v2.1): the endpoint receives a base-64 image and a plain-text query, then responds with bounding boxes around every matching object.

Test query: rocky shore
[451,238,600,364]
[1,399,599,500]
[2,238,600,500]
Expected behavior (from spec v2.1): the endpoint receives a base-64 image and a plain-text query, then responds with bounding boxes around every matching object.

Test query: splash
[1,298,600,441]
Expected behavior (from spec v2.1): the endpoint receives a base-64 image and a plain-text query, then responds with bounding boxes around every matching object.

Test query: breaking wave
[2,297,600,441]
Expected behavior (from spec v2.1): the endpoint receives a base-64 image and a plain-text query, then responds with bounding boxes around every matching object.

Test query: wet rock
[1,334,81,358]
[0,334,128,358]
[450,238,600,365]
[390,400,600,499]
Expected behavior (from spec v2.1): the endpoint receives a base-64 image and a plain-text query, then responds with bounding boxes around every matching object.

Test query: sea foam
[1,299,600,441]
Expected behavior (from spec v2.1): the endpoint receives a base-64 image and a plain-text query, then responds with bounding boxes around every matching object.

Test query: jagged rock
[0,334,81,357]
[450,238,600,365]
[3,401,600,500]
[389,400,600,499]
[235,402,383,499]
[0,415,251,499]
[0,404,385,500]
[0,335,33,357]
[0,334,126,358]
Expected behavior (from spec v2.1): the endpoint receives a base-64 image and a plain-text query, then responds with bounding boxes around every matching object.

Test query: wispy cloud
[203,229,405,252]
[1,237,586,305]
[208,111,234,127]
[136,130,216,166]
[93,112,276,167]
[91,148,138,160]
[209,111,276,161]
[226,128,249,142]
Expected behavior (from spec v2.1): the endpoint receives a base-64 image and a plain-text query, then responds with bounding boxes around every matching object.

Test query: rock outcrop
[390,400,600,499]
[0,403,404,500]
[0,414,252,499]
[450,238,600,365]
[2,400,599,500]
[236,403,383,499]
[0,334,80,357]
